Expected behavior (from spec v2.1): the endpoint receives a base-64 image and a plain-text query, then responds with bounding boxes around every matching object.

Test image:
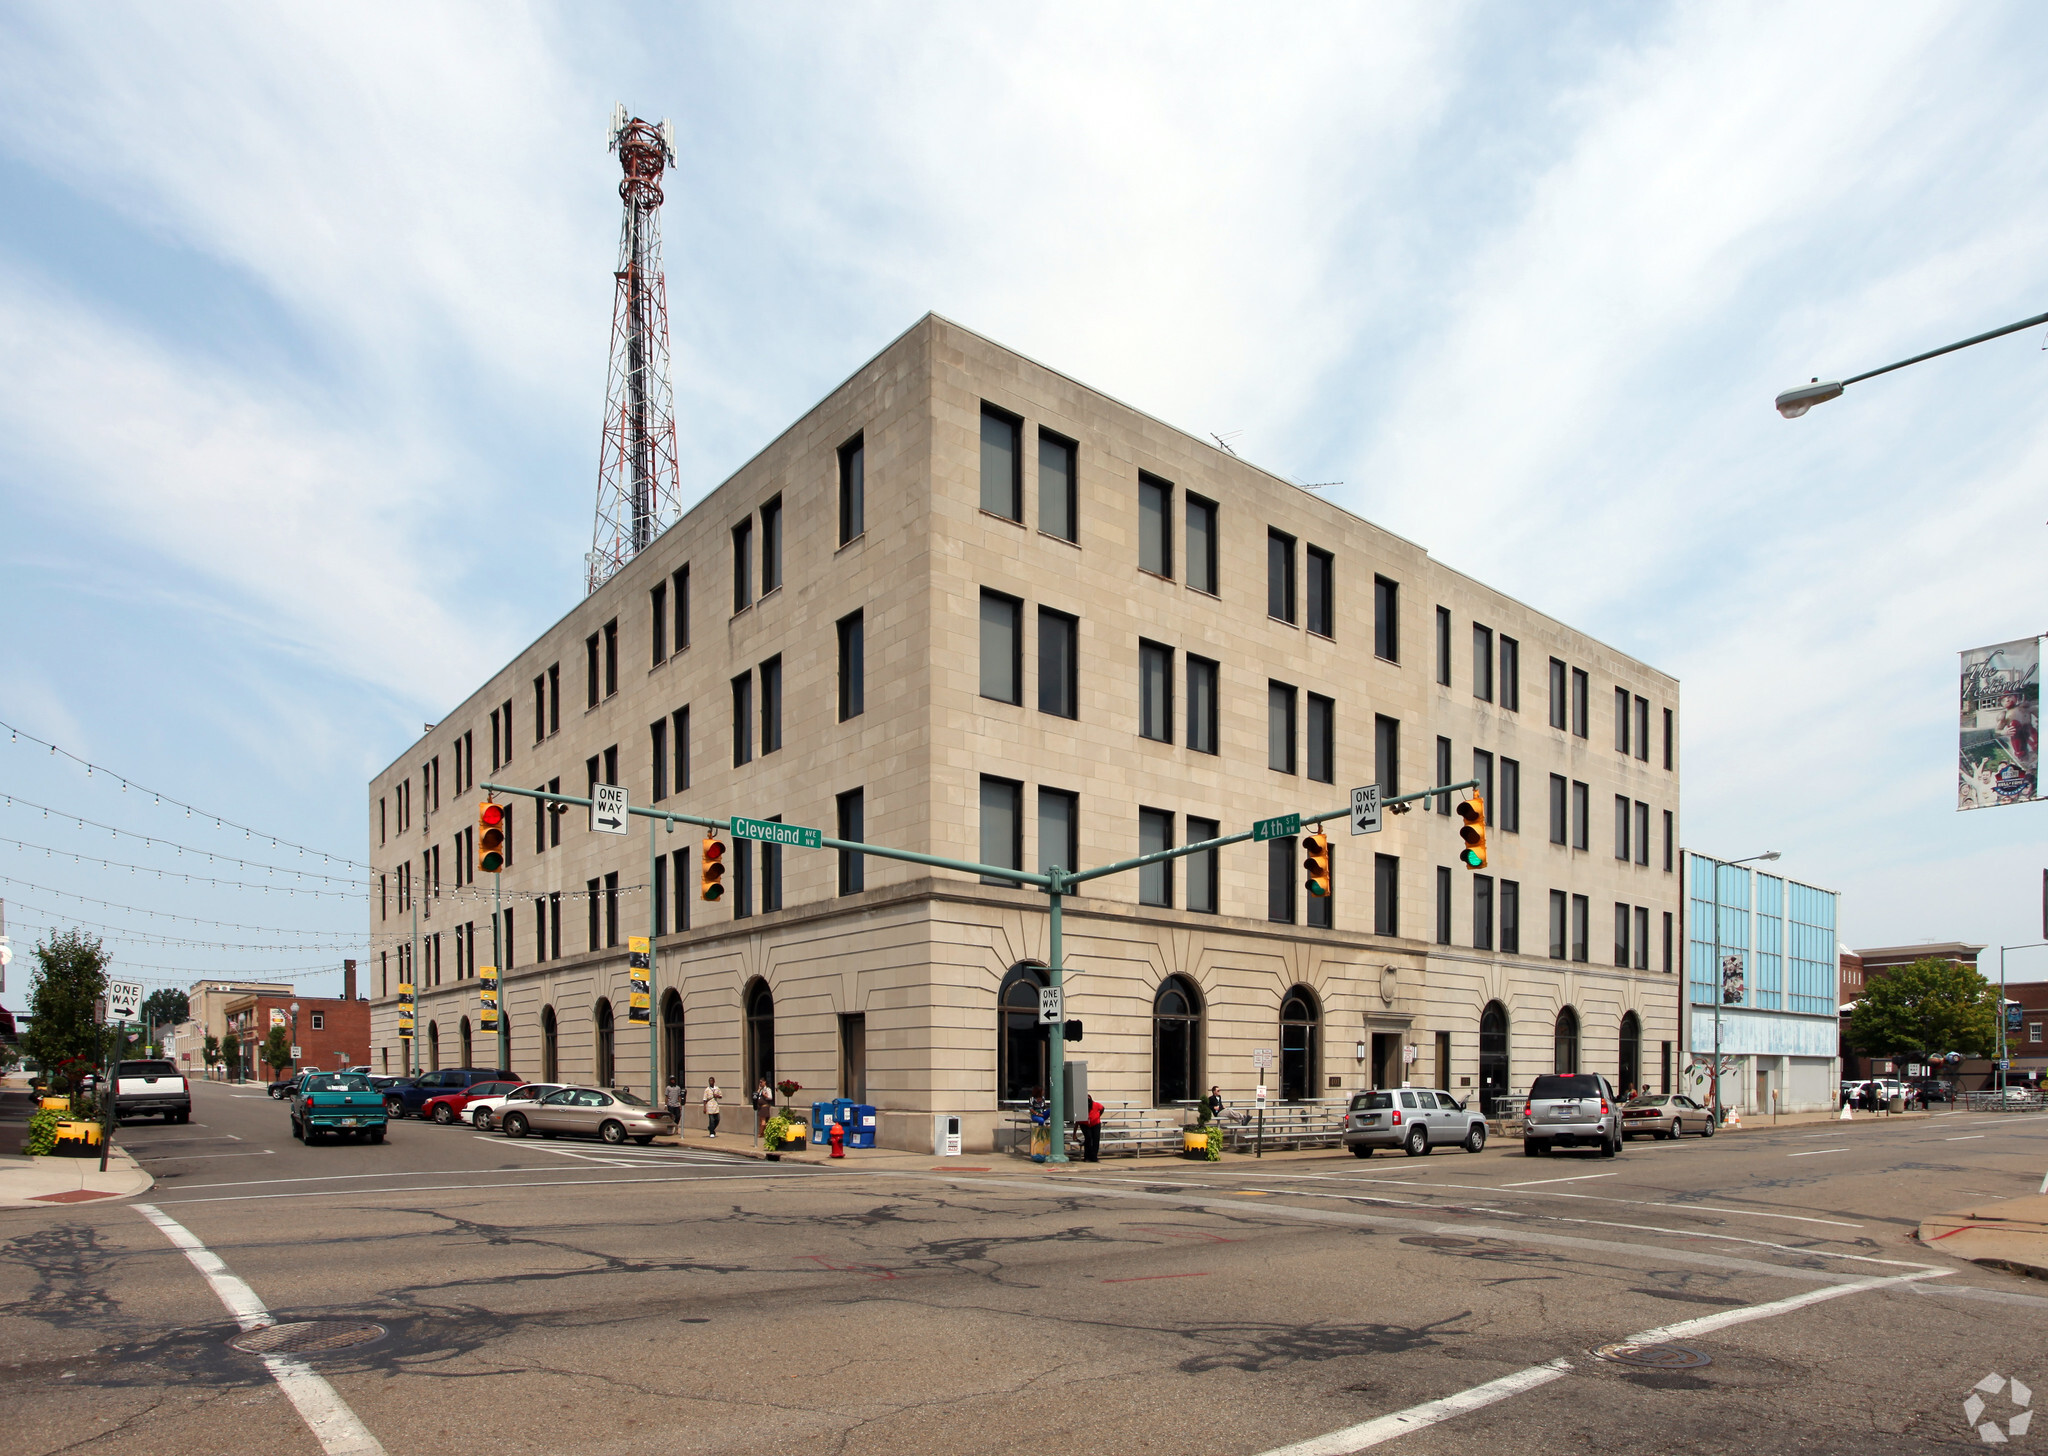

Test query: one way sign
[590,784,629,835]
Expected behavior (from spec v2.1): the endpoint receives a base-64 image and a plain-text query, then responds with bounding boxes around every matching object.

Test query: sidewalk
[0,1147,154,1210]
[1921,1195,2048,1281]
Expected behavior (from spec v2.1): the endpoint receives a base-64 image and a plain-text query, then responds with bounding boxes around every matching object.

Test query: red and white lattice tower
[586,105,682,596]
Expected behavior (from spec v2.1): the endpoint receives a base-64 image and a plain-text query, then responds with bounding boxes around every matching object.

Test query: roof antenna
[1211,431,1241,456]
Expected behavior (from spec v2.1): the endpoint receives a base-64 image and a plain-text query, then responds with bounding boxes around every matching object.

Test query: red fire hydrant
[829,1120,845,1158]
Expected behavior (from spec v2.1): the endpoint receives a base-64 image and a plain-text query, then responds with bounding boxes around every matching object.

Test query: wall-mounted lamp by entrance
[1354,1040,1367,1061]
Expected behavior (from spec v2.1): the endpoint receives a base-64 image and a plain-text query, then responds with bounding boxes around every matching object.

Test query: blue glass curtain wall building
[1685,854,1834,1013]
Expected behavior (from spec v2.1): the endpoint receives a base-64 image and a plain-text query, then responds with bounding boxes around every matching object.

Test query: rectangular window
[1138,807,1174,907]
[1435,866,1452,945]
[1375,715,1400,797]
[731,673,753,766]
[604,744,618,792]
[650,719,668,802]
[672,709,689,794]
[1473,624,1494,701]
[759,496,783,595]
[1548,658,1567,729]
[1549,890,1567,959]
[1187,815,1219,914]
[587,877,601,951]
[1039,429,1076,543]
[1615,902,1631,967]
[1374,576,1399,661]
[1269,836,1297,923]
[1571,894,1589,962]
[1307,693,1335,784]
[1435,736,1452,814]
[1634,697,1650,762]
[1615,687,1630,753]
[1306,547,1333,637]
[761,822,782,913]
[547,776,561,848]
[1267,529,1296,622]
[981,404,1022,520]
[839,432,865,545]
[1662,911,1673,973]
[1499,637,1519,712]
[1500,880,1520,954]
[1435,607,1452,686]
[980,590,1022,704]
[1663,707,1674,770]
[734,840,753,919]
[1499,757,1520,833]
[1571,669,1589,737]
[672,848,689,933]
[1039,608,1078,719]
[549,891,561,959]
[548,663,560,735]
[837,789,864,894]
[651,581,667,665]
[606,872,621,947]
[1634,801,1650,867]
[673,566,689,653]
[1374,854,1400,936]
[1186,494,1217,594]
[1039,788,1078,875]
[1141,641,1174,743]
[979,776,1023,886]
[1615,795,1631,860]
[653,855,667,935]
[1270,682,1298,773]
[1663,810,1674,872]
[1571,781,1589,851]
[759,656,782,755]
[602,618,618,698]
[586,631,600,708]
[839,611,865,720]
[1634,905,1650,970]
[732,518,753,611]
[1473,874,1494,950]
[1139,472,1173,576]
[1186,655,1219,754]
[1472,748,1494,816]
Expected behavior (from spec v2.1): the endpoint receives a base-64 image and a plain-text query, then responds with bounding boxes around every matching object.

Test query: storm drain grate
[1593,1341,1712,1370]
[230,1321,386,1356]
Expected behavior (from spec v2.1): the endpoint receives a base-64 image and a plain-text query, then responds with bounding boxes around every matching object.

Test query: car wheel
[1668,1118,1682,1140]
[633,1135,654,1146]
[1523,1138,1543,1157]
[1702,1117,1715,1138]
[1463,1123,1486,1154]
[1350,1145,1373,1159]
[384,1097,404,1118]
[290,1117,303,1141]
[502,1113,529,1139]
[369,1128,385,1144]
[600,1120,628,1145]
[433,1104,455,1125]
[1404,1126,1429,1157]
[1600,1133,1618,1158]
[473,1111,492,1130]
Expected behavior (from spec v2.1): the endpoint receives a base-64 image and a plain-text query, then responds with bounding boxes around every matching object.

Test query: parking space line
[1787,1148,1848,1157]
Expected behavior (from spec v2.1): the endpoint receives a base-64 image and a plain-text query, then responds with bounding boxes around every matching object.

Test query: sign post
[1253,1047,1274,1157]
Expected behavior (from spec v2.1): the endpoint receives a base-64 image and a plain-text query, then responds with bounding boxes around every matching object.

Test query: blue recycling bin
[809,1102,837,1131]
[849,1105,877,1148]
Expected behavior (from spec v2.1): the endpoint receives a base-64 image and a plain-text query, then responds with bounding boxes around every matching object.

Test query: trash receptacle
[1889,1095,1905,1114]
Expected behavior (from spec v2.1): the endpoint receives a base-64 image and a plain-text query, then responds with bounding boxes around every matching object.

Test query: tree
[203,1034,221,1070]
[262,1024,292,1075]
[221,1032,241,1080]
[142,988,189,1028]
[1847,957,1998,1062]
[20,931,109,1073]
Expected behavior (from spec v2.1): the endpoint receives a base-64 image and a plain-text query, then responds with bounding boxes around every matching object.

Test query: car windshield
[1350,1092,1396,1111]
[1528,1074,1604,1100]
[1626,1096,1670,1106]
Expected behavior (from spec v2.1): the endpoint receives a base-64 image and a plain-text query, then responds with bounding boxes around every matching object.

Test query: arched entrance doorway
[1279,986,1320,1101]
[459,1016,472,1069]
[1152,976,1202,1105]
[1553,1006,1580,1074]
[997,962,1048,1105]
[661,991,685,1089]
[1479,1002,1509,1115]
[1619,1011,1641,1096]
[594,998,615,1087]
[744,980,775,1092]
[427,1021,440,1071]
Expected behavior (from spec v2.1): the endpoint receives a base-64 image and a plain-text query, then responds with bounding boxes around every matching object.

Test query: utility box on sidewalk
[933,1114,962,1156]
[850,1105,876,1148]
[1063,1060,1089,1118]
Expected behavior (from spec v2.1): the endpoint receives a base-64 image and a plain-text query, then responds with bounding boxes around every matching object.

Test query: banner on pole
[479,965,499,1031]
[1720,953,1745,1005]
[628,936,650,1024]
[397,981,414,1038]
[1960,638,2041,809]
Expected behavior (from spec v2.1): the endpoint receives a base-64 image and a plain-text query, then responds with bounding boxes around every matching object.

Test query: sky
[3,1,2048,1011]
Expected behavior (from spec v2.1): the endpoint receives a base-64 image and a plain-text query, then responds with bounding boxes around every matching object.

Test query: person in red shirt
[1082,1096,1104,1163]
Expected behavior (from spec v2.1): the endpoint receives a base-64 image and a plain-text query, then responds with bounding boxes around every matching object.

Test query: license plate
[340,1119,357,1127]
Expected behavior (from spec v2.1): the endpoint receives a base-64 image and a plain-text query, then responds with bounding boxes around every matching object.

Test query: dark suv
[382,1068,516,1119]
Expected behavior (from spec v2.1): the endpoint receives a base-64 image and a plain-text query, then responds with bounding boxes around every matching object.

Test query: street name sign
[730,815,824,849]
[1252,813,1302,842]
[1350,785,1382,836]
[1039,987,1064,1024]
[107,980,142,1021]
[591,784,629,835]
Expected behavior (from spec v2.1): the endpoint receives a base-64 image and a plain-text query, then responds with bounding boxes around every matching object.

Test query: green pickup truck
[289,1072,388,1144]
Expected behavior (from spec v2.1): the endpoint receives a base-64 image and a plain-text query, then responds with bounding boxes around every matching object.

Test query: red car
[419,1079,525,1125]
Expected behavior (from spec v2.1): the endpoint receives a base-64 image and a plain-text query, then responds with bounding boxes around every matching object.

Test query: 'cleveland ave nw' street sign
[730,815,824,850]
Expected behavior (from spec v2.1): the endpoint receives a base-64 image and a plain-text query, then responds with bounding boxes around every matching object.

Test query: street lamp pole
[1700,849,1780,1124]
[1775,308,2048,417]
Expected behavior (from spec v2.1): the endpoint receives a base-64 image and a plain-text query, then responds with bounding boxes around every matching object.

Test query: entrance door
[840,1014,868,1103]
[1755,1068,1769,1113]
[1371,1033,1402,1090]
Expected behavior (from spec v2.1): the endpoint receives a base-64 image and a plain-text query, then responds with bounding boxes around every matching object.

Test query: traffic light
[1302,831,1331,898]
[477,801,506,873]
[700,834,726,900]
[1457,795,1487,869]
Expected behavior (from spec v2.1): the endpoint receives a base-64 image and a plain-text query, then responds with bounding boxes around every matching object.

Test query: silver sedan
[1619,1094,1715,1140]
[499,1085,673,1145]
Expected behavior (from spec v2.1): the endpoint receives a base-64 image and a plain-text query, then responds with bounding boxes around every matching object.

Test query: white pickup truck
[115,1059,192,1123]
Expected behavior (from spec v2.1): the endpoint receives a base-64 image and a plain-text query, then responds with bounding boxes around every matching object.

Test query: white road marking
[134,1204,387,1456]
[148,1171,822,1205]
[1943,1136,1988,1142]
[122,1133,239,1144]
[1498,1172,1620,1188]
[132,1150,276,1163]
[1229,1173,1863,1229]
[1788,1148,1848,1157]
[1254,1270,1948,1455]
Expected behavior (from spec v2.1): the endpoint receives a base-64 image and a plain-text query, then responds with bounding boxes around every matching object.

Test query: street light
[290,1001,300,1078]
[1702,849,1780,1125]
[1775,309,2048,418]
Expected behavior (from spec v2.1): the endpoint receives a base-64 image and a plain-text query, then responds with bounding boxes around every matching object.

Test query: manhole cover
[1592,1342,1712,1370]
[1401,1235,1475,1248]
[230,1321,386,1356]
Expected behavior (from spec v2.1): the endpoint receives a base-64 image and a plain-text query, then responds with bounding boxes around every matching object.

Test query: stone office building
[366,315,1683,1151]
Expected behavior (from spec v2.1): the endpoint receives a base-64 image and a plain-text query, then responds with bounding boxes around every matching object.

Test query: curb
[0,1146,155,1210]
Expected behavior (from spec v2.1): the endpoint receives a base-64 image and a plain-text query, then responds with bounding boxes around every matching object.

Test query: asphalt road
[5,1084,2048,1456]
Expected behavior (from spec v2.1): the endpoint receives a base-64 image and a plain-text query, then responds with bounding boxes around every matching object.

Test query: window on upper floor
[981,404,1023,521]
[1615,687,1631,754]
[731,518,752,612]
[1571,668,1589,738]
[1473,624,1494,702]
[1435,607,1452,686]
[1307,693,1335,784]
[1549,658,1567,729]
[1306,547,1333,637]
[1039,608,1077,719]
[731,673,753,766]
[1140,641,1174,743]
[586,631,601,708]
[979,775,1022,886]
[759,656,782,755]
[1270,682,1298,774]
[1139,807,1174,907]
[839,433,865,545]
[672,566,690,654]
[1375,715,1400,797]
[980,590,1022,705]
[1039,429,1076,543]
[1039,787,1078,876]
[1187,655,1219,754]
[839,611,864,721]
[1268,530,1296,623]
[603,619,618,699]
[1499,757,1520,833]
[1374,576,1400,662]
[1186,494,1217,594]
[759,496,783,595]
[1499,636,1519,711]
[1186,815,1220,914]
[650,582,667,666]
[1139,472,1173,577]
[1634,696,1650,762]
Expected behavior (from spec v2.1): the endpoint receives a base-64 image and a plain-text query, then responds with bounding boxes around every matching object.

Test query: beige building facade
[367,315,1682,1151]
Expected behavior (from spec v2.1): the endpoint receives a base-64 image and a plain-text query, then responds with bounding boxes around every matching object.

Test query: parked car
[498,1085,673,1145]
[114,1059,191,1123]
[1620,1093,1714,1141]
[467,1082,569,1130]
[1343,1088,1487,1157]
[266,1075,301,1099]
[419,1079,526,1125]
[381,1068,517,1119]
[1522,1073,1623,1157]
[289,1071,388,1144]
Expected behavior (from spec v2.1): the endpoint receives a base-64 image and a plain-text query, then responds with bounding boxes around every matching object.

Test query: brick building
[224,969,371,1080]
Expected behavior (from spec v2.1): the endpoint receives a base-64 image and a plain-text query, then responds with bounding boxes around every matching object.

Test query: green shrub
[1199,1123,1224,1161]
[25,1108,61,1157]
[762,1113,793,1148]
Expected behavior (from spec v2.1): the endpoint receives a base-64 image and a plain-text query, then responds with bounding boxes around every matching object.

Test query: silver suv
[1344,1088,1488,1158]
[1522,1073,1622,1157]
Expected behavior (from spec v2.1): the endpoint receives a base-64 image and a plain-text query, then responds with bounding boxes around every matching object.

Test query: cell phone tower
[586,105,682,597]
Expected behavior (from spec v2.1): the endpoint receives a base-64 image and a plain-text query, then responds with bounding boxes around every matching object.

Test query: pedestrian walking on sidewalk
[753,1078,774,1141]
[664,1074,683,1130]
[701,1076,723,1138]
[1081,1096,1104,1163]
